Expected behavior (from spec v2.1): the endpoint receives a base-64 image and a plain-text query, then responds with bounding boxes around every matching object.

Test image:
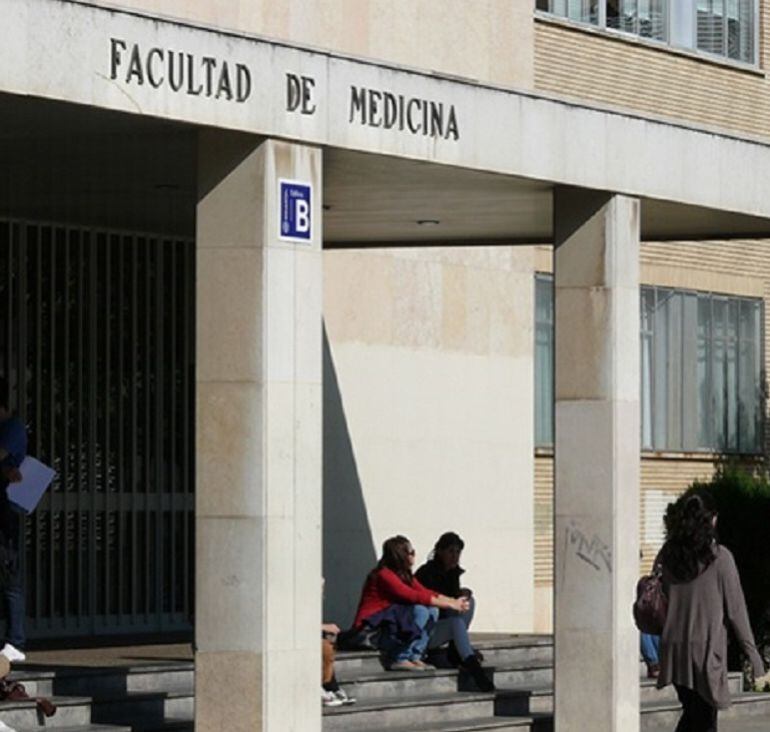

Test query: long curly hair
[373,535,414,584]
[660,491,717,582]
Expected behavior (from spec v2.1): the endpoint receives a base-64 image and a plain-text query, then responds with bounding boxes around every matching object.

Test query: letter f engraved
[110,38,127,80]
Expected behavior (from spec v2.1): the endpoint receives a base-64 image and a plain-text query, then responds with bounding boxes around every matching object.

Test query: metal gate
[0,219,194,639]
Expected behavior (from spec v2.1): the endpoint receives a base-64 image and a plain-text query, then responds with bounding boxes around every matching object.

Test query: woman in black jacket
[416,532,492,690]
[416,532,468,600]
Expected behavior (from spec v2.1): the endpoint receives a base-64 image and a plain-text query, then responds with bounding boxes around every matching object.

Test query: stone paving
[25,643,193,667]
[719,720,770,732]
[651,717,770,732]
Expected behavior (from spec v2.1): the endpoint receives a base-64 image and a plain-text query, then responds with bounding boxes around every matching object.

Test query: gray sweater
[656,544,764,708]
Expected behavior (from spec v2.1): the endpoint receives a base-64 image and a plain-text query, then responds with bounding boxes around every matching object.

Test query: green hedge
[684,464,770,672]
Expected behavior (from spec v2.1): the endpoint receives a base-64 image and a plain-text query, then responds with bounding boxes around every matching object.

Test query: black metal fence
[0,219,194,639]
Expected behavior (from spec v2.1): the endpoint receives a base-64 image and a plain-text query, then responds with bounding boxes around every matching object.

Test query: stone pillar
[553,188,640,732]
[195,133,322,732]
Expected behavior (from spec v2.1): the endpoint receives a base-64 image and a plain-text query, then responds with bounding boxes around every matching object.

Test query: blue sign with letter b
[279,180,312,243]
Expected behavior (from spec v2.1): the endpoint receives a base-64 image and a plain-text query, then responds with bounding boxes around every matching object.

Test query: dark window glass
[535,277,763,453]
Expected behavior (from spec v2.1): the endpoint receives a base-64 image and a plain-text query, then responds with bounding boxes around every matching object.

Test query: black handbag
[336,625,381,651]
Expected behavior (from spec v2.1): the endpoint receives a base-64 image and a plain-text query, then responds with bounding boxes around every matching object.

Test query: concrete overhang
[3,0,770,241]
[3,92,770,244]
[323,149,770,245]
[0,0,770,233]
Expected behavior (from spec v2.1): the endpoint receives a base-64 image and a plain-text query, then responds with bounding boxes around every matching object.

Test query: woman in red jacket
[353,535,470,671]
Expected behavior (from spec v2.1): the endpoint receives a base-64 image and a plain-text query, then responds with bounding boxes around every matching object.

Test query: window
[536,0,757,64]
[536,0,665,38]
[640,287,763,452]
[606,0,667,40]
[535,275,554,447]
[534,278,764,453]
[536,0,599,25]
[697,0,755,63]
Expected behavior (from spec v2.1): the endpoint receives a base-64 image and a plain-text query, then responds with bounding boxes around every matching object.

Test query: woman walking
[656,492,767,731]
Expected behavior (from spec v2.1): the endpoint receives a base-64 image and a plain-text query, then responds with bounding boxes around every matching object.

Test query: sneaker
[389,660,421,671]
[0,644,25,663]
[322,688,343,707]
[333,688,356,705]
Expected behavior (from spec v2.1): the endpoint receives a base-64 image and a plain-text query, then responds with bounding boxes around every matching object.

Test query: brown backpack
[633,565,668,635]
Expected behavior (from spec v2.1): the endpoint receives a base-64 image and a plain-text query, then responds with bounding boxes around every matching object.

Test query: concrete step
[91,691,194,729]
[322,692,497,731]
[135,719,195,732]
[11,663,194,699]
[495,673,743,715]
[336,667,461,702]
[0,696,93,728]
[490,662,552,691]
[333,651,387,676]
[469,638,553,668]
[640,692,770,730]
[336,654,729,704]
[15,727,131,732]
[333,715,544,732]
[490,686,770,732]
[0,690,193,729]
[652,716,770,732]
[402,691,770,732]
[334,635,553,676]
[336,660,553,702]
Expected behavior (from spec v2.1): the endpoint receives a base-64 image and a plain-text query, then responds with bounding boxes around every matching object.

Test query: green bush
[684,464,770,673]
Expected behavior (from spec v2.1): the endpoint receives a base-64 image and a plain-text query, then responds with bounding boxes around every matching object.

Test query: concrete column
[553,188,640,732]
[195,132,322,732]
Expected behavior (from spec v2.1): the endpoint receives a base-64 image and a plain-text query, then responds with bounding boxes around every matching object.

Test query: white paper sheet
[6,457,55,514]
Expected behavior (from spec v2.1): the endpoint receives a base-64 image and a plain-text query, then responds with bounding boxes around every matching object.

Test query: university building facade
[2,0,770,729]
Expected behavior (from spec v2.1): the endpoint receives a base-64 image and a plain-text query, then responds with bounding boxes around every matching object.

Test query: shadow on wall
[323,324,377,627]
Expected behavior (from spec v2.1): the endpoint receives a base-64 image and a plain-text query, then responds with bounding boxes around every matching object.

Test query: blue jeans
[428,595,475,660]
[640,633,660,665]
[4,581,25,649]
[380,605,438,662]
[0,514,25,649]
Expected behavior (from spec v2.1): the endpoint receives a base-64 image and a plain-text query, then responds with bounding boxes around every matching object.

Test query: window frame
[534,273,555,449]
[535,0,759,67]
[640,284,764,456]
[694,0,758,65]
[533,275,765,455]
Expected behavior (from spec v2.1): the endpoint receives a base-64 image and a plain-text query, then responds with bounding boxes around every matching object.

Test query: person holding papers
[0,378,27,663]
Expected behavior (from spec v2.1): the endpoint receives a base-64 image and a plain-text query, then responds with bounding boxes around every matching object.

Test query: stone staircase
[3,636,766,731]
[0,660,194,731]
[324,634,770,732]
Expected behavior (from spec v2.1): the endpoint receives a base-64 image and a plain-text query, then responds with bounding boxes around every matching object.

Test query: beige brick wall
[536,454,722,587]
[534,454,554,587]
[535,4,770,141]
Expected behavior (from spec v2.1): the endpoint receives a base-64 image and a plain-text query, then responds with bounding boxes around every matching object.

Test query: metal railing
[0,219,194,639]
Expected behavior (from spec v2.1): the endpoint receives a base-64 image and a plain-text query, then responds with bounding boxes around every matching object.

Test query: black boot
[446,642,462,667]
[462,654,495,692]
